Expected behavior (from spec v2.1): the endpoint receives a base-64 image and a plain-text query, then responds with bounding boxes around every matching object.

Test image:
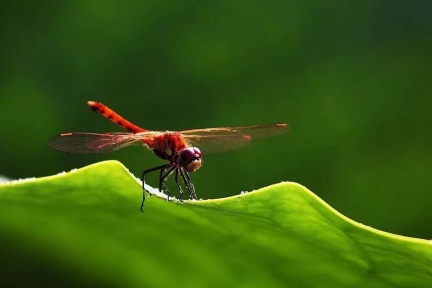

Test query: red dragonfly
[48,101,289,211]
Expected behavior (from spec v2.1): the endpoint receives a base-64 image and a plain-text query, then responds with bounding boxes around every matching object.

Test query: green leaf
[0,160,431,287]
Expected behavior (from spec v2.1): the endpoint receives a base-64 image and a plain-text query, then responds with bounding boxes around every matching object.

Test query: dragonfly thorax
[177,147,202,172]
[151,132,187,161]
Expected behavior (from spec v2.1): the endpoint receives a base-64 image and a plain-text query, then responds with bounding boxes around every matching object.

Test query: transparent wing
[180,123,289,154]
[47,132,148,154]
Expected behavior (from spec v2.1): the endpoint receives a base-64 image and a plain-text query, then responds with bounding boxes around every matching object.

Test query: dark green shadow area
[0,161,431,288]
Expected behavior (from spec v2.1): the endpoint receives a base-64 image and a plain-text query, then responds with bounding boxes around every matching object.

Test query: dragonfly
[48,101,289,211]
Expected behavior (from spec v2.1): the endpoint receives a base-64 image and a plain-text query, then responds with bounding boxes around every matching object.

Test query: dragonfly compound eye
[179,147,202,172]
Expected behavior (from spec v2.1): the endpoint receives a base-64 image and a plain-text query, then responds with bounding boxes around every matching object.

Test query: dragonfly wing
[183,134,252,154]
[181,123,288,154]
[47,132,146,154]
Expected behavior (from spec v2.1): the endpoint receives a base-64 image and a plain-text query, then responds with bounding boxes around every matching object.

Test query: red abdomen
[88,101,147,133]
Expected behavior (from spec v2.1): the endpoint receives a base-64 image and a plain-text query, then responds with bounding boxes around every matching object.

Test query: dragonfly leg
[158,167,167,194]
[174,168,185,202]
[180,168,198,200]
[159,166,176,201]
[141,164,170,212]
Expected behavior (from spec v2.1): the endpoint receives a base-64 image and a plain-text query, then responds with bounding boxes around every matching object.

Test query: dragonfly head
[178,147,202,172]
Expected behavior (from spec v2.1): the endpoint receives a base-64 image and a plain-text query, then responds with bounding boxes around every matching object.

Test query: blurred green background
[0,1,431,239]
